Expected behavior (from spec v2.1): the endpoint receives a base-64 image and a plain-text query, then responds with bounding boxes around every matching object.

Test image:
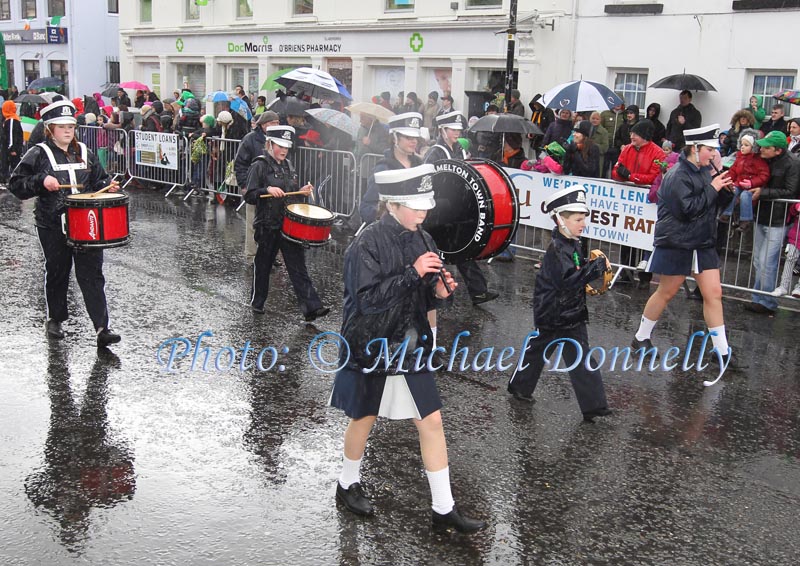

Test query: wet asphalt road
[1,188,799,566]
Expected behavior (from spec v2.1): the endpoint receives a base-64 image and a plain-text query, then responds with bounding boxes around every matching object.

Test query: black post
[504,0,518,113]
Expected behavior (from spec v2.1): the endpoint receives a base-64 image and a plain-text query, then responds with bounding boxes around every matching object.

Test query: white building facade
[118,0,795,127]
[1,0,120,97]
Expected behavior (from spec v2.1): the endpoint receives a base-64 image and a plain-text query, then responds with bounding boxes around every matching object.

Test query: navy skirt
[646,246,720,276]
[329,368,443,420]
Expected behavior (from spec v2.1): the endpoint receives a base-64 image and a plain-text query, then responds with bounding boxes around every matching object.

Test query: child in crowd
[771,202,800,298]
[507,185,613,422]
[719,129,769,233]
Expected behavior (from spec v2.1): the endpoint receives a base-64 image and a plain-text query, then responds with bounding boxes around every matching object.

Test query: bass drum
[422,159,519,264]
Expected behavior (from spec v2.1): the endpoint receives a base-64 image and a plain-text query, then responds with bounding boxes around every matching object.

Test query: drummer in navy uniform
[9,99,122,347]
[330,164,487,533]
[244,125,330,322]
[424,111,499,306]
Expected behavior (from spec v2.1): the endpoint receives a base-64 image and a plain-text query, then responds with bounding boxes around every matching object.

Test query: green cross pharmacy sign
[409,32,423,53]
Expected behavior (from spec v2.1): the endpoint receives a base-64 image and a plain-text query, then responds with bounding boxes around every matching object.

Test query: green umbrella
[261,68,294,91]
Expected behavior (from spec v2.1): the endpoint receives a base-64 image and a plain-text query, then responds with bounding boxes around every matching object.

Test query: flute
[419,231,452,294]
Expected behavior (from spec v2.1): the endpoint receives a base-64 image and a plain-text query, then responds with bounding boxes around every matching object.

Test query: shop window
[23,60,40,89]
[752,73,795,114]
[466,0,502,8]
[22,0,37,19]
[386,0,414,10]
[108,60,120,84]
[294,0,313,15]
[7,59,15,89]
[141,0,152,23]
[236,0,252,18]
[48,0,65,17]
[0,0,11,20]
[50,60,68,96]
[614,71,648,110]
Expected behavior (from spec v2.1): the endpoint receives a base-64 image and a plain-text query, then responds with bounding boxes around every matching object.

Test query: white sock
[426,467,455,515]
[338,455,362,490]
[431,326,438,350]
[709,325,730,356]
[635,316,657,341]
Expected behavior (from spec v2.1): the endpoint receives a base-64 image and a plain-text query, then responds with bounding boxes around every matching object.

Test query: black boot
[97,328,121,347]
[583,407,613,423]
[46,320,64,340]
[507,383,535,403]
[432,505,487,533]
[336,482,374,516]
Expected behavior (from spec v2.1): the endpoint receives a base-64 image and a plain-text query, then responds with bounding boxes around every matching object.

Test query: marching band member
[244,125,329,322]
[10,99,121,346]
[330,164,487,533]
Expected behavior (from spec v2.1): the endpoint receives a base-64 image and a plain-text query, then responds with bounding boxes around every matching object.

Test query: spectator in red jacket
[612,120,666,186]
[719,129,770,232]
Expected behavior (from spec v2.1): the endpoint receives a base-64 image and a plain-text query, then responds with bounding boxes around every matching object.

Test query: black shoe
[507,384,534,403]
[706,348,748,370]
[304,306,330,322]
[96,328,121,347]
[46,320,64,340]
[336,482,374,517]
[743,302,775,315]
[631,337,654,350]
[471,291,499,306]
[583,407,613,422]
[432,505,487,533]
[493,254,514,263]
[252,304,265,315]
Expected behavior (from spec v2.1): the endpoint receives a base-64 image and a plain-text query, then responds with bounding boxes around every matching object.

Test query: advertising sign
[135,131,179,171]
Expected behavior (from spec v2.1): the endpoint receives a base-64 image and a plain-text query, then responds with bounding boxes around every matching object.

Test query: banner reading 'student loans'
[135,131,179,171]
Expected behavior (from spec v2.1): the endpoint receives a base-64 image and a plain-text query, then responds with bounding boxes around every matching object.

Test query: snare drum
[422,159,519,264]
[64,193,130,249]
[281,203,334,246]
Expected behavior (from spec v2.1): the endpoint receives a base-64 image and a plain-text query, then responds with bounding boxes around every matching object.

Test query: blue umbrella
[332,77,352,101]
[542,80,624,112]
[230,98,253,121]
[206,90,231,103]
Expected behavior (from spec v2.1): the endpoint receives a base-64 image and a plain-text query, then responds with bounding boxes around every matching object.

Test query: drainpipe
[569,0,578,80]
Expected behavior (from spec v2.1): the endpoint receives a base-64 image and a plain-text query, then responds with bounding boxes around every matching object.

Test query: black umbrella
[267,96,310,118]
[27,77,64,91]
[468,113,543,136]
[15,93,47,104]
[649,73,717,92]
[101,83,120,98]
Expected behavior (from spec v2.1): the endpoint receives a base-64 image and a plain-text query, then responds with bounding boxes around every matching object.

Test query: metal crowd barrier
[78,126,128,181]
[292,146,358,217]
[182,136,243,202]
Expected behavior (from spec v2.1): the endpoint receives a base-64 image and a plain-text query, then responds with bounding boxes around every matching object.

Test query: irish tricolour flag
[21,116,39,142]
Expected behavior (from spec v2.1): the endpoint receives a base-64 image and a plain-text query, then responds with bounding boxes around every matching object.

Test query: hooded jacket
[243,151,304,232]
[542,115,573,148]
[723,109,757,155]
[755,150,800,227]
[613,105,640,149]
[666,102,702,149]
[233,126,267,188]
[646,103,667,147]
[529,94,554,136]
[2,100,23,157]
[533,228,607,330]
[727,132,770,189]
[339,213,438,374]
[653,153,733,249]
[612,140,665,186]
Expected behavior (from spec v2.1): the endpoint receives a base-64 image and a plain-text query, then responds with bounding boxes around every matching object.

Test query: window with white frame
[752,73,795,113]
[236,0,252,18]
[294,0,313,15]
[186,0,199,20]
[48,0,65,17]
[614,71,648,111]
[466,0,502,8]
[0,0,9,20]
[386,0,414,10]
[108,0,118,13]
[22,0,37,19]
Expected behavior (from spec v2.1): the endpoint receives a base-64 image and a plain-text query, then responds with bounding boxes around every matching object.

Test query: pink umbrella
[119,80,149,91]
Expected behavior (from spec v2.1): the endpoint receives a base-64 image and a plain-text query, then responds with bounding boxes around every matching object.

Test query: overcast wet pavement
[1,188,799,566]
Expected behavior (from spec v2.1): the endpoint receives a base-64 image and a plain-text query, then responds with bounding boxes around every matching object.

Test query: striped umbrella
[542,80,624,112]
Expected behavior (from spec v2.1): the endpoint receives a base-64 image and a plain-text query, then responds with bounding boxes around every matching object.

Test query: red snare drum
[281,203,334,246]
[64,193,130,249]
[423,159,519,264]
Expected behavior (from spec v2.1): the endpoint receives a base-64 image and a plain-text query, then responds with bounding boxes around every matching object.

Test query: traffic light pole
[503,0,518,112]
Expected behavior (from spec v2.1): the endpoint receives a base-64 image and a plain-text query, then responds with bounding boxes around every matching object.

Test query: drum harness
[38,141,90,235]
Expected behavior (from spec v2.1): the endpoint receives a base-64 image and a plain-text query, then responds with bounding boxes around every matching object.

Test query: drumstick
[90,183,117,197]
[260,190,308,199]
[58,184,84,188]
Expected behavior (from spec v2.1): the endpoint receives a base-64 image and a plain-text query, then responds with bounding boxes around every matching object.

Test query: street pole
[503,0,518,113]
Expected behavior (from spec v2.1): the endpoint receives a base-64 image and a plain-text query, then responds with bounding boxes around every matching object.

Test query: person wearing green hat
[745,129,800,315]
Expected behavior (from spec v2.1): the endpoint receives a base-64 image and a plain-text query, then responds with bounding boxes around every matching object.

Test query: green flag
[196,0,208,6]
[0,33,7,90]
[50,15,63,26]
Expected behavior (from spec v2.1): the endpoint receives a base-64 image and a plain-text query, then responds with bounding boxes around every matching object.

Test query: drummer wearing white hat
[330,164,486,533]
[9,99,122,346]
[243,125,329,321]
